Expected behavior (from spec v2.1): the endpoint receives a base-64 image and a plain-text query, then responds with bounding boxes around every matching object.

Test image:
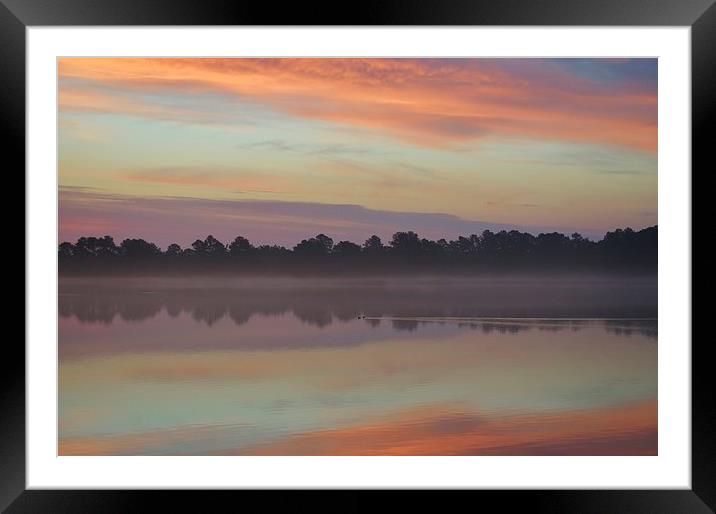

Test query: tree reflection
[58,279,658,339]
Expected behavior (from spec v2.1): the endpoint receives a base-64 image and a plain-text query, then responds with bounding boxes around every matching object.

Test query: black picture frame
[5,0,709,511]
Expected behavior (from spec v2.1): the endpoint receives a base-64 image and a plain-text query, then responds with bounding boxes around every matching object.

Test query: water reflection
[58,277,657,456]
[59,276,657,324]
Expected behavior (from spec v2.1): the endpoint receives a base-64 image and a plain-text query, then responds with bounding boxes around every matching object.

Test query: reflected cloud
[59,278,657,455]
[244,400,657,456]
[60,400,656,456]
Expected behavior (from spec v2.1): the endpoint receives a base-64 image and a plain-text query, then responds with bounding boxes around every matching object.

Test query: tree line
[58,226,657,274]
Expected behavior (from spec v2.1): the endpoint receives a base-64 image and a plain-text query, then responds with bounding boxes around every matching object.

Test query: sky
[58,58,657,248]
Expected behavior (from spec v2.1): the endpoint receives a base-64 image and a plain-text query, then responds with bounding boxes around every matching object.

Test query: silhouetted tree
[58,226,658,274]
[191,235,226,257]
[191,239,207,254]
[165,243,182,256]
[449,235,479,256]
[74,236,118,258]
[58,242,75,259]
[534,232,571,266]
[363,235,385,254]
[228,236,254,256]
[120,238,161,259]
[390,231,421,256]
[420,238,445,261]
[294,234,334,257]
[601,226,656,269]
[254,244,291,268]
[255,244,290,257]
[333,240,361,257]
[205,235,227,255]
[315,234,334,252]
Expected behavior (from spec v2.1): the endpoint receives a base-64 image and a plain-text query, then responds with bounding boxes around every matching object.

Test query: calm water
[58,276,657,455]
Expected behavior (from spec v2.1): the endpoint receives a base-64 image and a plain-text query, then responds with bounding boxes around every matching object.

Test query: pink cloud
[58,58,657,151]
[58,188,622,249]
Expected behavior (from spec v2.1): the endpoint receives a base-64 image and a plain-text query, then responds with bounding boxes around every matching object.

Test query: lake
[58,276,657,455]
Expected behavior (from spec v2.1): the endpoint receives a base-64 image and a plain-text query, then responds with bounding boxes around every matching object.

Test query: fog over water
[58,275,657,455]
[60,274,657,321]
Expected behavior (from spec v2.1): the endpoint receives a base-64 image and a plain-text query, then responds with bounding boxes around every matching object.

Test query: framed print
[7,0,711,511]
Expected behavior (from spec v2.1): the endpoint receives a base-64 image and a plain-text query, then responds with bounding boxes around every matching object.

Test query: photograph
[56,57,659,457]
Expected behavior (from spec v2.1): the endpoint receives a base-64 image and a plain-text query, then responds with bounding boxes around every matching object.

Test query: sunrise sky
[58,58,657,248]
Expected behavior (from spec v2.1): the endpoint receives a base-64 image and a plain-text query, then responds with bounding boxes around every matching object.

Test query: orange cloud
[59,84,233,125]
[58,58,657,151]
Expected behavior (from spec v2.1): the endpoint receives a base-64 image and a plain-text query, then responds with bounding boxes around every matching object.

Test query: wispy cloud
[59,58,657,151]
[234,139,382,156]
[122,166,285,193]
